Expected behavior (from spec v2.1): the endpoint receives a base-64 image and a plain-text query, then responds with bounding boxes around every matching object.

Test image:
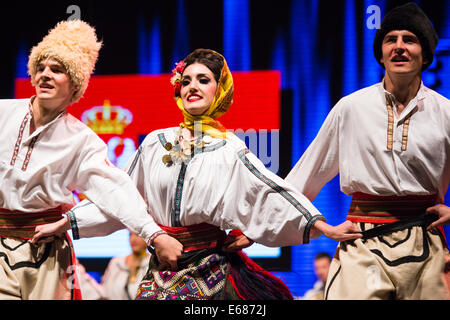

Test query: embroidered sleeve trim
[67,200,95,240]
[67,209,80,240]
[237,149,324,244]
[304,214,327,244]
[147,230,168,248]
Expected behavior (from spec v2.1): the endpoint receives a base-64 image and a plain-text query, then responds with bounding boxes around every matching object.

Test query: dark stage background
[1,0,449,297]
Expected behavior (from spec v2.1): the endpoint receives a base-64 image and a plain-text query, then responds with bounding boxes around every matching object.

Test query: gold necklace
[162,127,212,166]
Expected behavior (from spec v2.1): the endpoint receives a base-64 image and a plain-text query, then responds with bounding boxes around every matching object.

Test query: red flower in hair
[174,60,185,74]
[170,60,186,96]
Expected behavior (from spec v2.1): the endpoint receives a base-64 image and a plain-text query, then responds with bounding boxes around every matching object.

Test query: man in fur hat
[286,2,450,299]
[0,20,182,300]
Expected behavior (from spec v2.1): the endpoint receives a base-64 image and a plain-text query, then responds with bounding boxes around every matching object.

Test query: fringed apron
[136,223,293,300]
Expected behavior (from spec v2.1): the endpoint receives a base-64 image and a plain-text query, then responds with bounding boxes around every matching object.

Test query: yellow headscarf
[173,51,234,139]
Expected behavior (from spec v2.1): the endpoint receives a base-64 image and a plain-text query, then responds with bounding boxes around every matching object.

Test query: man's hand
[426,204,450,231]
[311,220,362,242]
[31,216,70,244]
[222,232,254,252]
[152,233,183,271]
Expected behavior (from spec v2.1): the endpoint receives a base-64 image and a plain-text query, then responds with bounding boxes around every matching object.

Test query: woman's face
[180,62,218,116]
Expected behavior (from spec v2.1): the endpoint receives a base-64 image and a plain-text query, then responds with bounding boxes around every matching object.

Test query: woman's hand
[311,220,362,242]
[152,233,183,271]
[222,232,254,252]
[31,216,71,244]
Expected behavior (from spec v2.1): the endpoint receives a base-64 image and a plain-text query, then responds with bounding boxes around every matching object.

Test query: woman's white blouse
[71,127,325,246]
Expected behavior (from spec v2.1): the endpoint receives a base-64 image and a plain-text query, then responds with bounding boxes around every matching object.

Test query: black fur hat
[373,2,438,70]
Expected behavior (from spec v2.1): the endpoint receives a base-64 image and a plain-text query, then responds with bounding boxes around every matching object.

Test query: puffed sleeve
[184,139,326,247]
[66,199,125,239]
[285,102,341,201]
[227,149,325,245]
[67,134,162,244]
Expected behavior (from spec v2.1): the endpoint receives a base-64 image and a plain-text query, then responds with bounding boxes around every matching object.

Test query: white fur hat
[28,20,102,104]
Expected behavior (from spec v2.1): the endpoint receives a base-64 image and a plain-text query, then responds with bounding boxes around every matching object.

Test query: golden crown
[81,100,132,135]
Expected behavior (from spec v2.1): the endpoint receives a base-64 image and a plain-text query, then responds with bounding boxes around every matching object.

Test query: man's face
[380,30,426,75]
[314,257,331,283]
[33,58,77,107]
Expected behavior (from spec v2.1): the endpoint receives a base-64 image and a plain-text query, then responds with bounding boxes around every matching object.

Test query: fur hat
[28,20,102,104]
[373,2,438,70]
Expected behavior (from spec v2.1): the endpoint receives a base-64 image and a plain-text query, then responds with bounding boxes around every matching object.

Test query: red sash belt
[158,223,227,252]
[347,192,437,224]
[0,207,63,239]
[0,206,82,300]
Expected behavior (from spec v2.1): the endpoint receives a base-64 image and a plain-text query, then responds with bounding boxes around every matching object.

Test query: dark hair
[183,49,224,83]
[315,252,332,262]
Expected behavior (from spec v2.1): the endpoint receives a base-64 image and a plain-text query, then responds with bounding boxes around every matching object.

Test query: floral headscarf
[171,51,234,139]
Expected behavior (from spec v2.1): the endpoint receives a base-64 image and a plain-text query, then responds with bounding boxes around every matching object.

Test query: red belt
[0,207,63,239]
[346,192,437,224]
[158,223,226,252]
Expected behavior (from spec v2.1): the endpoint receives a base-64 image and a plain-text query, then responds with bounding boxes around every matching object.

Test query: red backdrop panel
[15,71,280,143]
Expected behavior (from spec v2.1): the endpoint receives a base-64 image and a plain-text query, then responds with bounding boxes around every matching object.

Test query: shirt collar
[380,78,426,103]
[378,79,426,121]
[25,96,67,141]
